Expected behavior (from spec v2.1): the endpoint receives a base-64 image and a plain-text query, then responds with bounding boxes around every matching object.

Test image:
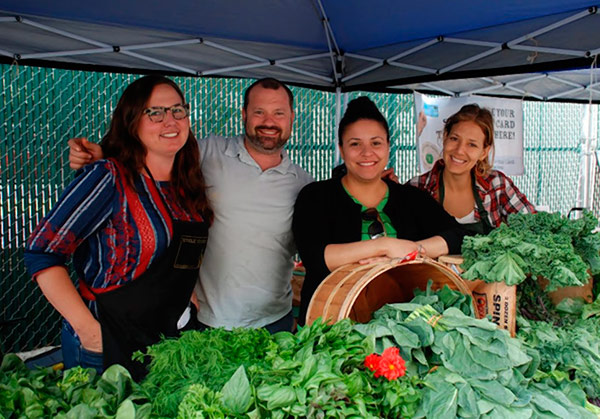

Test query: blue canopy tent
[0,0,599,205]
[0,0,599,101]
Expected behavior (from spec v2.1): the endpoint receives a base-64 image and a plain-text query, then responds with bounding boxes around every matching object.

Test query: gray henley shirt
[195,135,314,329]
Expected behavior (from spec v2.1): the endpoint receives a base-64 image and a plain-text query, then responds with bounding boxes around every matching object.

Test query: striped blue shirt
[25,159,203,303]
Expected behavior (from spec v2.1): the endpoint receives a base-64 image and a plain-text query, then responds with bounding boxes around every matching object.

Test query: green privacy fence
[1,63,599,353]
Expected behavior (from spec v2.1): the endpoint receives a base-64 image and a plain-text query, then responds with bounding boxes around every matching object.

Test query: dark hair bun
[345,97,380,118]
[338,96,390,145]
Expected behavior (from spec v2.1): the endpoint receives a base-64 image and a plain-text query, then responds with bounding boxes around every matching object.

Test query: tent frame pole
[334,87,342,165]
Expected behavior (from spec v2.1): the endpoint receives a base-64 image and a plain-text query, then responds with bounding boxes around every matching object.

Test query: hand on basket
[359,256,391,265]
[359,239,420,265]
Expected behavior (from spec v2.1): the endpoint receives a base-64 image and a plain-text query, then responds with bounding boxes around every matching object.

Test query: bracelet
[416,243,425,255]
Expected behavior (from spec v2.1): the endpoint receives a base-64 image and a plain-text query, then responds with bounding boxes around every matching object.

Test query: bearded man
[69,78,314,332]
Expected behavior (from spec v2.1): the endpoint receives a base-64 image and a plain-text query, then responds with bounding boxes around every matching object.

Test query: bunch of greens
[5,282,598,418]
[139,327,276,417]
[0,354,150,418]
[354,294,596,418]
[354,283,476,377]
[517,276,569,326]
[461,211,600,290]
[144,319,422,418]
[412,280,475,318]
[418,309,595,418]
[531,371,600,416]
[517,300,600,406]
[254,319,421,418]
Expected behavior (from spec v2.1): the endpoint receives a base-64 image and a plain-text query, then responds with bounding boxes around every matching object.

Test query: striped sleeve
[24,160,117,277]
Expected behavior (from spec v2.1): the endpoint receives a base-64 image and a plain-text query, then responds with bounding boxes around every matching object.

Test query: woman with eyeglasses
[25,75,211,380]
[292,97,466,325]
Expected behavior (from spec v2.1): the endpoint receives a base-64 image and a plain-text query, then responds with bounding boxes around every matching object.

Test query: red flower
[375,347,406,381]
[364,353,381,371]
[364,347,406,381]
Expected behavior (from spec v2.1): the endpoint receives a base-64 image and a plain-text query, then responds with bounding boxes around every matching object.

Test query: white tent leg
[334,87,342,165]
[576,104,598,213]
[333,89,349,166]
[575,61,599,215]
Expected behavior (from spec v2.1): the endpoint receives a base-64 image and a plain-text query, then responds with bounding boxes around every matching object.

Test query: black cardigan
[292,177,467,324]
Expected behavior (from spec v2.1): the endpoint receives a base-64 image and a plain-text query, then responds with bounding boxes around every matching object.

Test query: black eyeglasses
[143,104,190,122]
[361,208,386,239]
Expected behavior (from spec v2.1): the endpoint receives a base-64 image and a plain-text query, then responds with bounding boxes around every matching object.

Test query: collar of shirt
[223,135,298,176]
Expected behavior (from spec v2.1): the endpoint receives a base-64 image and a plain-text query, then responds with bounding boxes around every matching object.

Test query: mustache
[255,125,282,133]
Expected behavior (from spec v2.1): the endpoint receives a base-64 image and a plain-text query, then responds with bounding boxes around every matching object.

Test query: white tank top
[455,209,476,224]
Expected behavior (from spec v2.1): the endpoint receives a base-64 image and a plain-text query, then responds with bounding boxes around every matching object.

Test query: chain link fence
[1,63,599,353]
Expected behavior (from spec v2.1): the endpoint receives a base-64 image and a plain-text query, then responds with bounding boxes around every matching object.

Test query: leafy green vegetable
[461,211,600,290]
[581,293,600,319]
[176,383,224,419]
[137,317,422,418]
[0,356,150,418]
[357,292,596,419]
[517,314,600,405]
[4,281,598,418]
[412,280,475,318]
[140,327,275,417]
[221,366,252,415]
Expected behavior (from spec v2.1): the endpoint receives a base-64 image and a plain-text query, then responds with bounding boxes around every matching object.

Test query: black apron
[92,168,208,381]
[439,169,494,235]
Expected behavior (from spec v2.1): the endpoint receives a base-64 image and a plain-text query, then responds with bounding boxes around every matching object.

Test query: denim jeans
[61,321,103,374]
[264,310,294,334]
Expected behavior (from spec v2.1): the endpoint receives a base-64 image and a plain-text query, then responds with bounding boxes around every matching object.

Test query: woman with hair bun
[409,104,535,234]
[293,97,467,324]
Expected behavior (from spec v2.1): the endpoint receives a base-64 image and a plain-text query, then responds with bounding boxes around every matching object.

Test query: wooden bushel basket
[305,256,474,325]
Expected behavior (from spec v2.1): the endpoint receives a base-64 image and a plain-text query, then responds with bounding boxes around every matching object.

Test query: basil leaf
[221,365,252,415]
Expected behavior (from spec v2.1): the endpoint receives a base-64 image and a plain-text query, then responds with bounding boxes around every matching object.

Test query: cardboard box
[438,255,517,337]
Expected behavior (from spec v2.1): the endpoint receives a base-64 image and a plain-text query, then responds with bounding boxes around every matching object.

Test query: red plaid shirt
[408,160,536,228]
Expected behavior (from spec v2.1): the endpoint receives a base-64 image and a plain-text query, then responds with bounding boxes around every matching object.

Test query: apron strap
[143,165,176,221]
[438,172,445,205]
[471,174,494,234]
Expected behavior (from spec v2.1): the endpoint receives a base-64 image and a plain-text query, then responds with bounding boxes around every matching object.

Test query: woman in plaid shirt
[409,104,535,234]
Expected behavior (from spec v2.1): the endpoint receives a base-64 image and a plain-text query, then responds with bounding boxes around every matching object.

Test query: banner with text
[414,93,524,175]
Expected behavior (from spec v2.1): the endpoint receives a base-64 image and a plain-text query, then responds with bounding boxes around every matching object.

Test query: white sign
[414,93,524,176]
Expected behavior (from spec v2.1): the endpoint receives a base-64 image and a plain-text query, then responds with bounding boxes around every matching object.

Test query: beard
[245,124,289,155]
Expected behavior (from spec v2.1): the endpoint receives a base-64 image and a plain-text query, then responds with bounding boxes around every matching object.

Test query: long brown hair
[443,104,494,176]
[101,75,212,222]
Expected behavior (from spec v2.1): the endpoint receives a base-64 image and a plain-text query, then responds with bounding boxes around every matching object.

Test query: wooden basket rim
[306,256,473,325]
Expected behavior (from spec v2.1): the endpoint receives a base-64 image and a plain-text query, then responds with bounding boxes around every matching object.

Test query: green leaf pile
[517,303,600,406]
[3,284,598,418]
[139,327,276,417]
[461,211,600,290]
[354,295,596,418]
[140,319,422,418]
[0,355,150,418]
